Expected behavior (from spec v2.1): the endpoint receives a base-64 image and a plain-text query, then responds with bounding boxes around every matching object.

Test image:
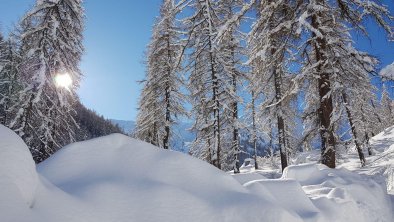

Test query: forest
[133,0,394,172]
[1,0,394,222]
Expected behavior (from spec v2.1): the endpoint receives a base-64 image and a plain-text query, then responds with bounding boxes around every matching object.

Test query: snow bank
[283,163,393,222]
[232,171,267,185]
[245,179,322,222]
[0,124,38,207]
[1,126,392,222]
[37,134,299,222]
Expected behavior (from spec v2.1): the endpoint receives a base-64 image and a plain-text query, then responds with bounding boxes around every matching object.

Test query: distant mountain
[110,119,194,153]
[110,119,136,134]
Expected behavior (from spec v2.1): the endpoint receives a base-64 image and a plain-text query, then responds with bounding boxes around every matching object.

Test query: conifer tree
[247,0,299,171]
[135,0,186,150]
[216,0,245,173]
[0,36,21,126]
[9,0,85,162]
[186,0,224,169]
[296,0,393,168]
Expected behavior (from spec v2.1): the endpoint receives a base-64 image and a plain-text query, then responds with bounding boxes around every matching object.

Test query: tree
[73,100,123,141]
[381,84,394,128]
[0,36,21,126]
[9,0,85,162]
[296,0,392,168]
[135,0,187,150]
[186,0,223,169]
[247,0,299,171]
[216,0,245,173]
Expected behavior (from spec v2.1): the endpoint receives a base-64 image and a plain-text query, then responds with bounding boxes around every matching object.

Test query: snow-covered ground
[0,124,393,222]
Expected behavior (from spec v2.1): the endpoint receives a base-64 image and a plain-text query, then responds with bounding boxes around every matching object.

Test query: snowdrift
[0,125,38,207]
[0,124,392,221]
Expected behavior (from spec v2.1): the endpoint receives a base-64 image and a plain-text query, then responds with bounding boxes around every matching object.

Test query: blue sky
[0,1,393,121]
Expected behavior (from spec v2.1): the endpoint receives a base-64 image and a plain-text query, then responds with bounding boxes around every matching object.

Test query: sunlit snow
[0,124,393,222]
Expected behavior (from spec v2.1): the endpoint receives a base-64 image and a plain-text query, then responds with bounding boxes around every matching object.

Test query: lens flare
[55,73,73,90]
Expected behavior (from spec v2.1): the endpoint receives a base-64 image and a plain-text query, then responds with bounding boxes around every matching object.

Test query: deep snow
[0,124,393,222]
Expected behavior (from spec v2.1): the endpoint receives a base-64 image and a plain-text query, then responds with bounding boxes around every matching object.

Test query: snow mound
[1,128,393,222]
[283,163,393,222]
[232,171,267,185]
[37,134,299,222]
[282,163,326,185]
[0,124,38,207]
[245,179,322,221]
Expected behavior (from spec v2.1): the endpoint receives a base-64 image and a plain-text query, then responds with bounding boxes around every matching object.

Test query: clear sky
[0,0,393,121]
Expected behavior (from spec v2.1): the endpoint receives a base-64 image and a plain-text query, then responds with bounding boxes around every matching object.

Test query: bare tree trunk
[360,105,373,156]
[312,13,336,168]
[272,47,288,171]
[163,35,171,150]
[343,93,366,167]
[208,38,221,170]
[252,91,258,170]
[232,79,240,173]
[164,86,170,150]
[231,39,240,174]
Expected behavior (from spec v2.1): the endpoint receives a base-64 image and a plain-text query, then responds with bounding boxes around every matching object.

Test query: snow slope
[0,124,392,221]
[0,125,38,207]
[339,126,394,195]
[37,134,298,222]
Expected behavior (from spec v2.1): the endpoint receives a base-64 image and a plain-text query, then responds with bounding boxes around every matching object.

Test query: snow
[0,124,393,221]
[339,126,394,195]
[284,163,392,222]
[380,62,394,79]
[0,125,38,207]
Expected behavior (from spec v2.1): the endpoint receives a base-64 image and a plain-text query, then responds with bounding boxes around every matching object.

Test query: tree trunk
[208,38,221,170]
[252,91,258,170]
[163,35,171,150]
[232,81,240,173]
[312,13,336,168]
[164,85,170,150]
[360,105,373,156]
[231,37,240,174]
[272,47,288,171]
[366,133,372,156]
[342,93,366,167]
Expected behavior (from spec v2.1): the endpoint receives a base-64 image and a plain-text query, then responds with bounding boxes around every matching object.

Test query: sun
[55,73,73,90]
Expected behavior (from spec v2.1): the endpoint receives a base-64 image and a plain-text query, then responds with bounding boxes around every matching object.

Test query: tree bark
[163,34,171,150]
[312,12,336,168]
[272,48,288,171]
[208,37,221,170]
[342,93,366,167]
[231,31,240,174]
[252,91,258,170]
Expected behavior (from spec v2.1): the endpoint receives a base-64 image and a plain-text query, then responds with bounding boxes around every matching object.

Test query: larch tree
[9,0,84,162]
[216,0,245,173]
[186,0,223,169]
[381,84,394,128]
[0,35,21,126]
[344,83,382,159]
[296,0,393,168]
[135,0,187,150]
[247,0,299,171]
[0,31,7,124]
